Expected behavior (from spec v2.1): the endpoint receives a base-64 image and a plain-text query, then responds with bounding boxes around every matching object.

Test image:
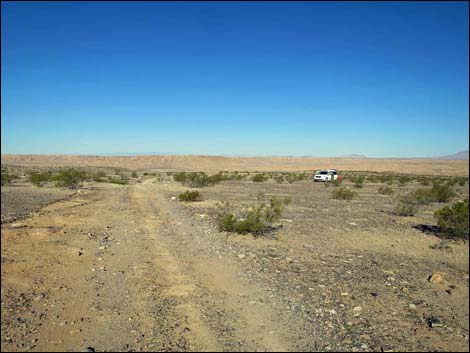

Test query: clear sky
[1,1,469,157]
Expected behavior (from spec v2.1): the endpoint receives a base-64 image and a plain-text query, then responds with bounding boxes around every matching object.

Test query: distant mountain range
[336,154,368,159]
[435,150,469,160]
[63,151,468,160]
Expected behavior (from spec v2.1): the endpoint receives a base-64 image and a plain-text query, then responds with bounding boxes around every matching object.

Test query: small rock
[238,254,246,259]
[428,272,445,284]
[409,304,416,309]
[353,306,363,312]
[33,294,44,301]
[427,316,443,328]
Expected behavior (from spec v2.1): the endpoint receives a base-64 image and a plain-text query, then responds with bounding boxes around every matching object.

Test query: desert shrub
[398,175,412,186]
[417,177,430,186]
[352,176,365,188]
[434,199,469,239]
[378,175,394,185]
[54,169,88,189]
[173,171,225,187]
[252,173,268,183]
[178,190,202,202]
[394,194,421,216]
[406,184,456,205]
[131,171,138,178]
[1,170,17,186]
[429,183,456,203]
[457,177,467,187]
[331,187,357,200]
[430,240,453,252]
[92,171,107,182]
[216,196,289,235]
[274,175,285,184]
[28,171,53,187]
[143,172,148,176]
[330,179,342,187]
[377,186,394,195]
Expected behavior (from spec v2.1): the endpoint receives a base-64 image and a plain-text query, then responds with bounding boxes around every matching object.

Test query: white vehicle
[313,169,341,182]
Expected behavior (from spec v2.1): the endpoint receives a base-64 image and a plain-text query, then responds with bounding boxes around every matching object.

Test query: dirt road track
[1,179,300,352]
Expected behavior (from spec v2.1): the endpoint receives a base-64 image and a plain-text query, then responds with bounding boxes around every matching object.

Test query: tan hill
[1,154,468,176]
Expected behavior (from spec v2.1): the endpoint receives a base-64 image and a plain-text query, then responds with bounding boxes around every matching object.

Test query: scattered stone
[33,294,44,301]
[353,306,363,312]
[427,316,443,328]
[409,304,416,309]
[238,254,246,259]
[428,272,445,284]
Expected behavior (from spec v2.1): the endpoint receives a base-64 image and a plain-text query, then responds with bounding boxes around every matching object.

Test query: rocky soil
[1,177,469,352]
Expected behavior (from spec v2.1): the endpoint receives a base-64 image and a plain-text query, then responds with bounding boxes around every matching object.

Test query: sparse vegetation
[434,198,469,239]
[54,168,89,189]
[178,190,202,202]
[394,194,421,216]
[252,173,268,183]
[1,170,17,186]
[28,171,54,187]
[331,187,357,200]
[216,196,290,235]
[377,186,394,195]
[173,171,228,187]
[131,171,138,178]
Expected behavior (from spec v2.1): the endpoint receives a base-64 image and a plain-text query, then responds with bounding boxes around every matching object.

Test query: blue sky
[1,1,468,157]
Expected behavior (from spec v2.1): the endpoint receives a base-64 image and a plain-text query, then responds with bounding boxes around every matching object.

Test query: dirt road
[1,179,303,352]
[2,178,469,352]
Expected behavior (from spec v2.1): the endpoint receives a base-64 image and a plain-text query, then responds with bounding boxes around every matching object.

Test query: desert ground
[1,154,469,176]
[1,156,469,352]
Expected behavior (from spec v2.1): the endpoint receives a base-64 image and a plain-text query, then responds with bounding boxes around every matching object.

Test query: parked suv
[313,169,341,182]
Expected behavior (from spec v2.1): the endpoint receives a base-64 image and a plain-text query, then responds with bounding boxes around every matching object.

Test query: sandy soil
[1,177,469,352]
[2,154,468,176]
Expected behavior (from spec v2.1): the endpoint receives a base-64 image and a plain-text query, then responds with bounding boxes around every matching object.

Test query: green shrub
[252,173,268,183]
[274,175,285,184]
[178,190,202,202]
[54,169,88,189]
[173,171,226,187]
[216,196,289,235]
[398,175,412,186]
[406,184,457,205]
[108,176,129,185]
[430,183,456,203]
[352,176,365,188]
[131,171,138,178]
[378,186,394,195]
[1,170,17,186]
[92,171,107,182]
[331,187,357,200]
[434,199,469,239]
[394,194,421,216]
[28,171,53,187]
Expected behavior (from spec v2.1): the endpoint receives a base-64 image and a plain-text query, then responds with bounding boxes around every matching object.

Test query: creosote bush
[54,169,89,189]
[1,170,17,186]
[394,194,421,216]
[173,171,227,187]
[28,171,54,187]
[434,198,469,239]
[251,173,268,183]
[178,190,202,202]
[377,186,394,195]
[331,187,357,200]
[216,196,290,235]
